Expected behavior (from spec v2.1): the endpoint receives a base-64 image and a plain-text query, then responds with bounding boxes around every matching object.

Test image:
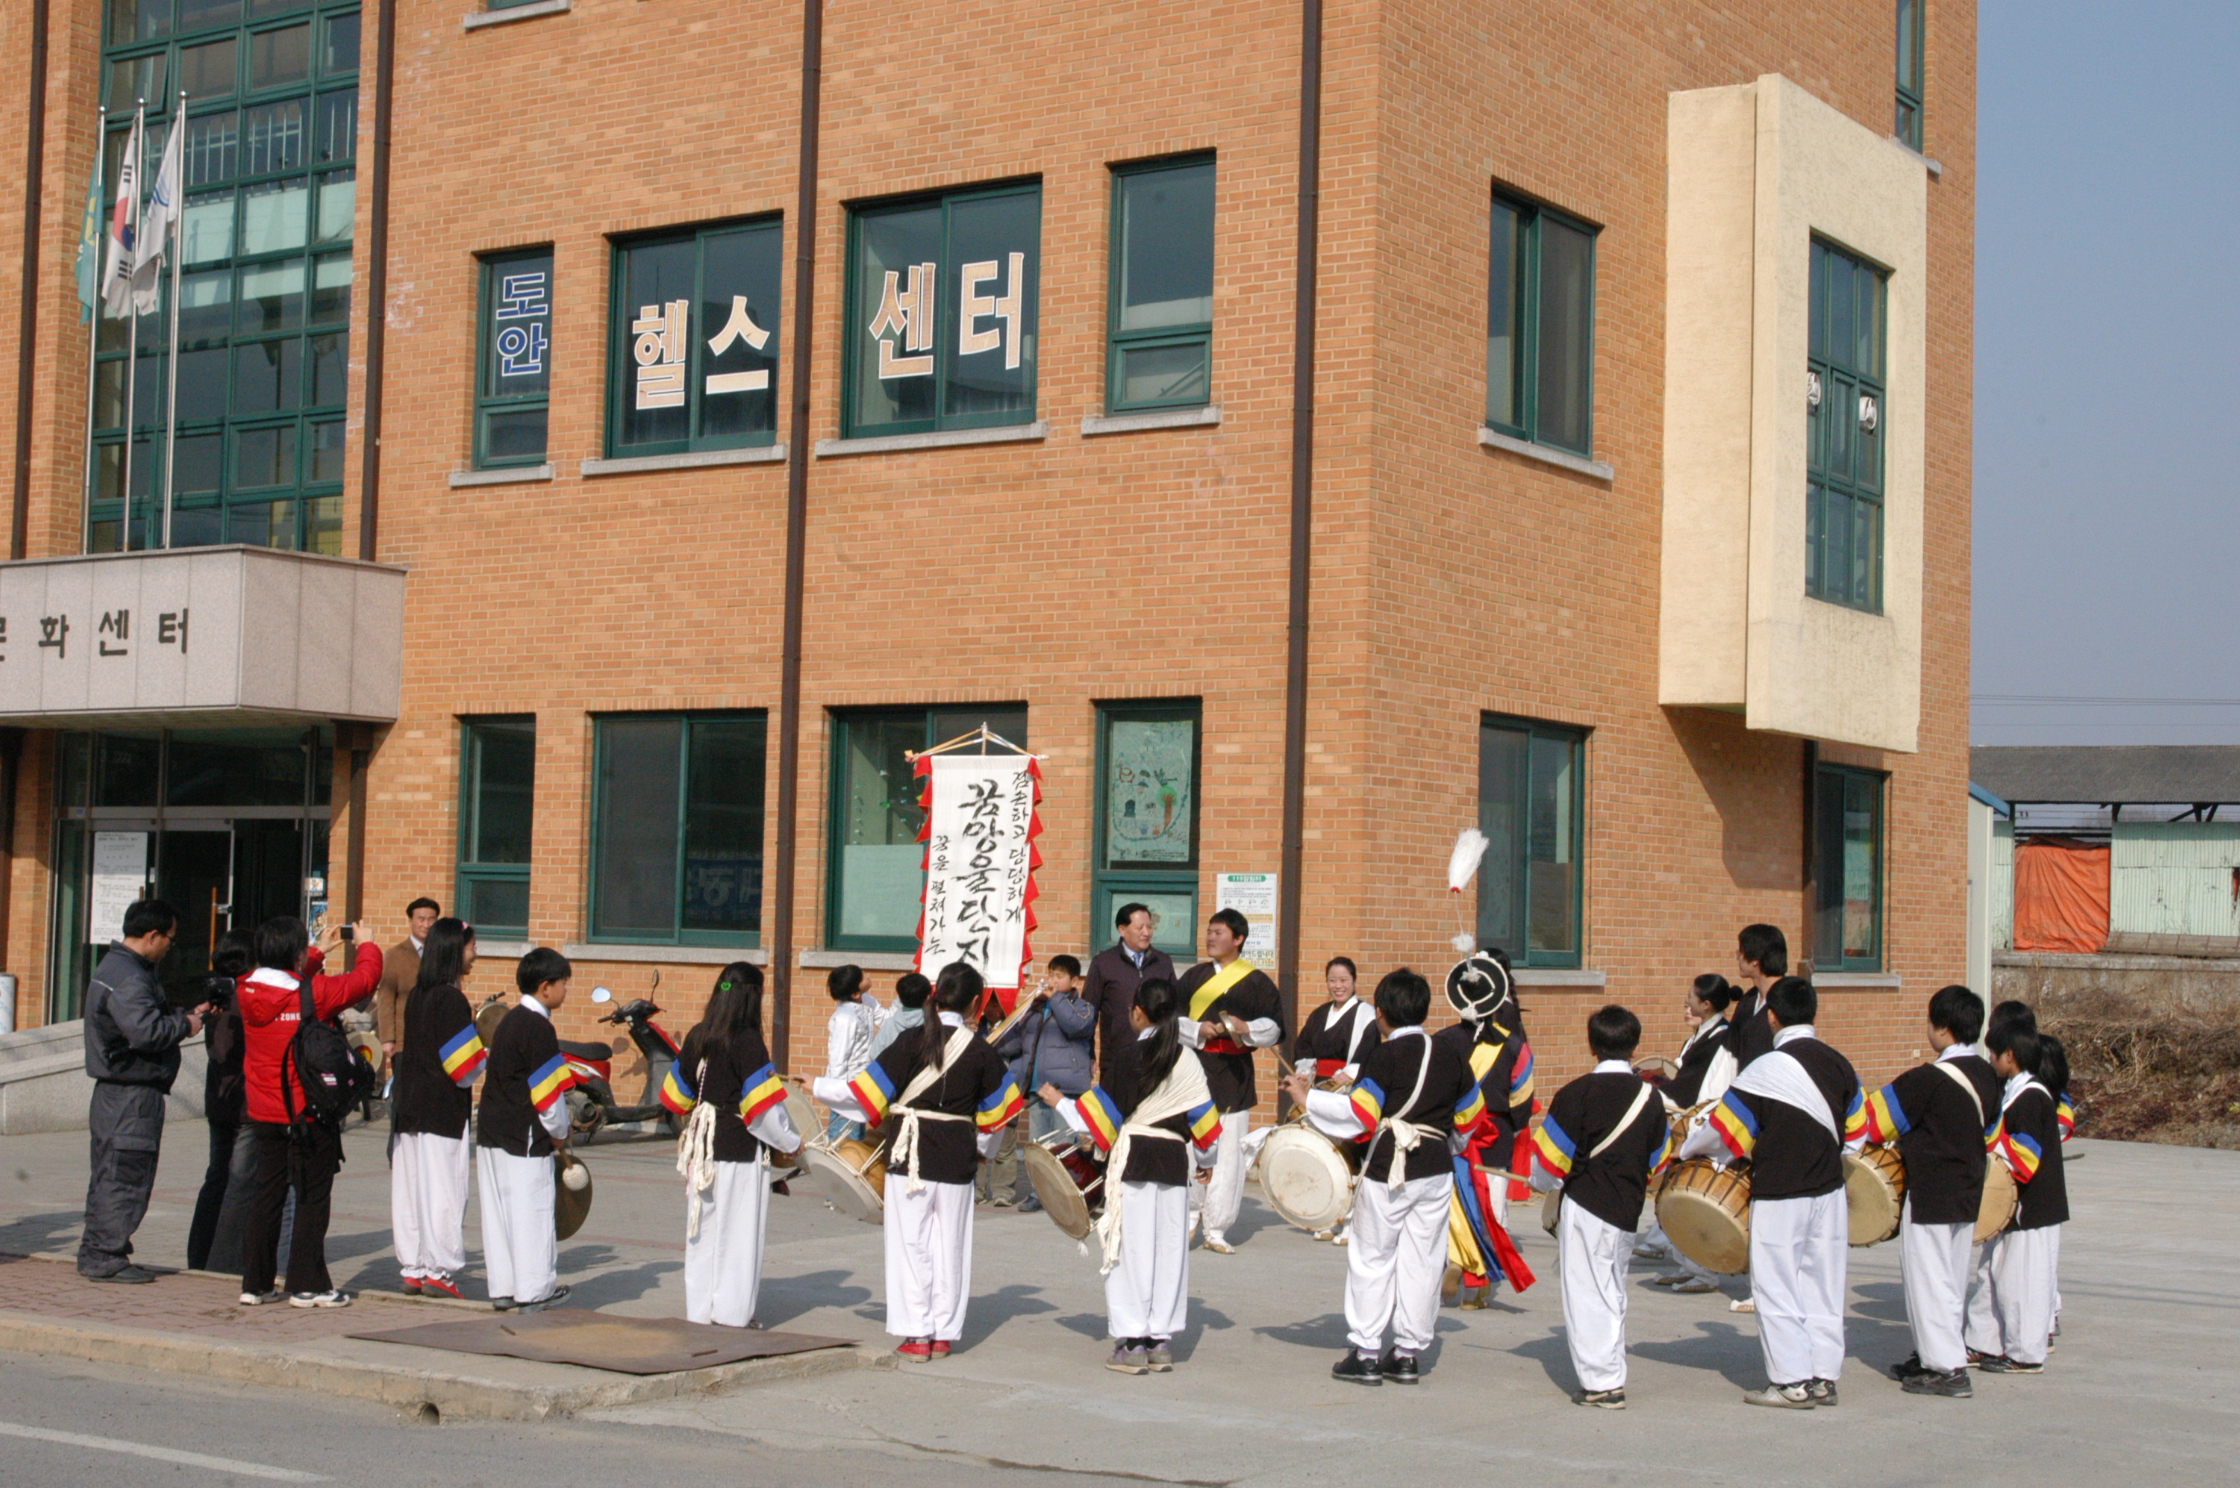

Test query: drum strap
[1377,1036,1438,1192]
[677,1058,719,1240]
[1932,1059,1984,1127]
[1092,1048,1213,1274]
[1589,1081,1657,1161]
[890,1027,980,1195]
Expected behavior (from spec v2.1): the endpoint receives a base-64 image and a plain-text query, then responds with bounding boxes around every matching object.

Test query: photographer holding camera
[77,899,206,1284]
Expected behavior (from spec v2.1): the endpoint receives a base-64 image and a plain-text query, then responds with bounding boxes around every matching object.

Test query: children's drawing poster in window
[1105,716,1195,866]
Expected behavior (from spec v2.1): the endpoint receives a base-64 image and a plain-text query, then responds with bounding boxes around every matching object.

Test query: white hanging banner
[915,752,1042,996]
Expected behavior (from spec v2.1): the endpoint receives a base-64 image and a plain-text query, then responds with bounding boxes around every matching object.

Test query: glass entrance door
[156,825,233,981]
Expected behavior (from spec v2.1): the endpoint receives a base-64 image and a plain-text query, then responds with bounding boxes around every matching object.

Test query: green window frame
[588,713,767,946]
[94,0,360,556]
[1105,156,1214,414]
[843,180,1041,439]
[456,716,535,937]
[1813,763,1885,972]
[1806,236,1889,612]
[1477,715,1586,968]
[1091,700,1202,959]
[604,218,782,460]
[1486,190,1598,459]
[1895,0,1925,151]
[826,705,1028,953]
[473,248,551,468]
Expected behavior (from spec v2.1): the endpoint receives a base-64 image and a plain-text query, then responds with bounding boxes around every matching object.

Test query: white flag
[130,117,183,316]
[98,117,141,319]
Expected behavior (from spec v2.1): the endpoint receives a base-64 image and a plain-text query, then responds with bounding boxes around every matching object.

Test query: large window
[605,219,782,459]
[590,714,765,945]
[1092,700,1201,957]
[826,706,1026,952]
[1486,191,1597,458]
[1477,716,1585,967]
[94,1,359,555]
[474,249,551,468]
[1106,157,1213,414]
[1894,0,1925,150]
[1814,764,1884,971]
[1806,237,1889,612]
[457,717,534,936]
[844,182,1040,439]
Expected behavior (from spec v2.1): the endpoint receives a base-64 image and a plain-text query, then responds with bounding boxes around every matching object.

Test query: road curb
[0,1308,885,1422]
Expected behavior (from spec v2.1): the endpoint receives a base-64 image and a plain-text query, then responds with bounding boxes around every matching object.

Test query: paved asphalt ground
[1,1119,2234,1487]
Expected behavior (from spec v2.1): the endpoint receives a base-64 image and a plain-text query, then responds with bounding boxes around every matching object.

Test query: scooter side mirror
[591,986,613,1005]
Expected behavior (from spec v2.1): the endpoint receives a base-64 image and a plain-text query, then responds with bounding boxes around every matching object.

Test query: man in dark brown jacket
[374,897,441,1066]
[1081,902,1177,1087]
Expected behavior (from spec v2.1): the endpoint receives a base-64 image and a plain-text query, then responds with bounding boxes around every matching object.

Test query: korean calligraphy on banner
[612,221,783,455]
[914,752,1043,998]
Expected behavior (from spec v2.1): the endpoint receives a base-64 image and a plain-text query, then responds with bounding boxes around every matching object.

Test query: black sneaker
[1976,1354,2042,1375]
[491,1296,518,1312]
[1577,1388,1627,1410]
[1379,1350,1420,1385]
[1330,1351,1383,1387]
[515,1285,572,1313]
[1890,1352,1929,1381]
[1806,1377,1839,1406]
[83,1265,156,1284]
[1902,1368,1973,1398]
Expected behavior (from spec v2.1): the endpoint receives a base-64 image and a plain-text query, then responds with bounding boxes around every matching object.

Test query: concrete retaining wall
[0,1020,207,1135]
[1993,950,2240,1012]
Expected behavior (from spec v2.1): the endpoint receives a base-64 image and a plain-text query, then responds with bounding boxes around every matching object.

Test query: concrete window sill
[1892,138,1945,177]
[1477,427,1615,482]
[557,942,768,966]
[815,423,1047,459]
[1813,971,1902,989]
[580,445,785,477]
[448,464,552,488]
[464,0,570,30]
[797,948,919,971]
[473,938,537,958]
[1080,405,1222,437]
[1511,968,1608,988]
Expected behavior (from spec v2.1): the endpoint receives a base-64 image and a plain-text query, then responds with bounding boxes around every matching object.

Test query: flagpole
[118,101,143,553]
[81,104,106,555]
[159,90,186,550]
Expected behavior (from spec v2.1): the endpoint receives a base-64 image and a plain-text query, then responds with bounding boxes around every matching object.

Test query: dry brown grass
[2038,985,2240,1150]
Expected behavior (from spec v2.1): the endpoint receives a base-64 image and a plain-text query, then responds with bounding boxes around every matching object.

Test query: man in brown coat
[374,897,442,1067]
[1080,902,1177,1087]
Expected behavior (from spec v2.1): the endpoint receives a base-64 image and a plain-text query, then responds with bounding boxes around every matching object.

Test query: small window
[1806,237,1888,612]
[1477,716,1586,968]
[1814,764,1884,971]
[1092,700,1201,958]
[1107,157,1214,413]
[475,248,551,467]
[1487,191,1598,458]
[827,706,1027,951]
[606,219,782,459]
[845,182,1040,438]
[1894,0,1925,151]
[457,717,535,936]
[590,714,767,945]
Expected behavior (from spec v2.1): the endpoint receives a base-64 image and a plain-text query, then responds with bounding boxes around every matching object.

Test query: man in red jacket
[237,917,382,1308]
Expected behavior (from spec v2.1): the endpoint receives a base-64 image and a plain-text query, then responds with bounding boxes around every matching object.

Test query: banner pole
[159,89,185,550]
[118,101,143,552]
[81,104,106,554]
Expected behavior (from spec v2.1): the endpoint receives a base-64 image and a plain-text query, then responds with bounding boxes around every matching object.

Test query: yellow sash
[1188,958,1257,1022]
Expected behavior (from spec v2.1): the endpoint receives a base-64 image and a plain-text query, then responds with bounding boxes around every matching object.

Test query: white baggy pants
[1750,1191,1848,1385]
[1558,1196,1634,1392]
[1108,1180,1190,1341]
[1345,1172,1453,1355]
[1964,1225,2060,1366]
[1188,1112,1250,1239]
[477,1146,558,1305]
[391,1131,470,1282]
[685,1160,770,1329]
[884,1176,973,1341]
[1899,1199,1975,1374]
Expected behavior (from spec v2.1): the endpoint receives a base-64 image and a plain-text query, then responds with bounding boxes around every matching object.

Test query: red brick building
[0,0,1975,1097]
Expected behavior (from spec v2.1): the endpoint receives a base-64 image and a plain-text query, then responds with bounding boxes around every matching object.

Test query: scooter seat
[556,1037,616,1062]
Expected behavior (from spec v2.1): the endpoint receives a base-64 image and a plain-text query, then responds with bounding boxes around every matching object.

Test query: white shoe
[1728,1297,1756,1314]
[238,1289,285,1306]
[1202,1233,1235,1255]
[290,1290,351,1309]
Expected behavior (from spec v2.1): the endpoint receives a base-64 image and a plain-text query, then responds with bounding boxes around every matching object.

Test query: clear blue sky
[1971,1,2240,745]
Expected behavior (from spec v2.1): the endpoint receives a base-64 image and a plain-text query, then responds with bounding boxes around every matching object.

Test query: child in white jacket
[822,963,883,1140]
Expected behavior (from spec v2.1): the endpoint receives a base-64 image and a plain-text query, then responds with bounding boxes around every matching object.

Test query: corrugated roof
[1969,745,2240,805]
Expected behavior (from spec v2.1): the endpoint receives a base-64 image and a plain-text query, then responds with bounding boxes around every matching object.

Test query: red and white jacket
[238,942,384,1125]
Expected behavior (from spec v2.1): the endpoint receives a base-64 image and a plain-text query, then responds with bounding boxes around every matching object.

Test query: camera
[166,972,236,1015]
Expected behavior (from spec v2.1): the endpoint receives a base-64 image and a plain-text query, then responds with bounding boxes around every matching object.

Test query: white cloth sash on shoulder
[1092,1045,1212,1274]
[1729,1048,1837,1141]
[888,1026,978,1195]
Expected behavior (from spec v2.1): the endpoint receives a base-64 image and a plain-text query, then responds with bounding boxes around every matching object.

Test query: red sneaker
[896,1339,934,1361]
[930,1340,952,1359]
[401,1278,423,1294]
[420,1276,464,1300]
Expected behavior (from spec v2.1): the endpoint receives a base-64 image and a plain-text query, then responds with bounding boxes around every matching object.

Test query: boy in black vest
[1530,1005,1672,1409]
[1680,976,1863,1408]
[476,948,576,1311]
[1862,985,2004,1397]
[1964,1023,2068,1374]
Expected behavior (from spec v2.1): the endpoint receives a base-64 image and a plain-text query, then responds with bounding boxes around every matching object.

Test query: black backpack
[285,975,372,1128]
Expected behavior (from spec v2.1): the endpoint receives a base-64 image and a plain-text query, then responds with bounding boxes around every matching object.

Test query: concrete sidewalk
[1,1121,2233,1483]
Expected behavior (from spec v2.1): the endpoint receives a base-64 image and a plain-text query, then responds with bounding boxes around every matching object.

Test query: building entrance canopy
[0,548,404,730]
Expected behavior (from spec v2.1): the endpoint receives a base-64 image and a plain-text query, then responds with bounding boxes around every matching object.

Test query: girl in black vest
[390,918,481,1299]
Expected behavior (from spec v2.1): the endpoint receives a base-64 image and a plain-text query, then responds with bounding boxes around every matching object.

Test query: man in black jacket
[1082,903,1177,1087]
[78,899,205,1282]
